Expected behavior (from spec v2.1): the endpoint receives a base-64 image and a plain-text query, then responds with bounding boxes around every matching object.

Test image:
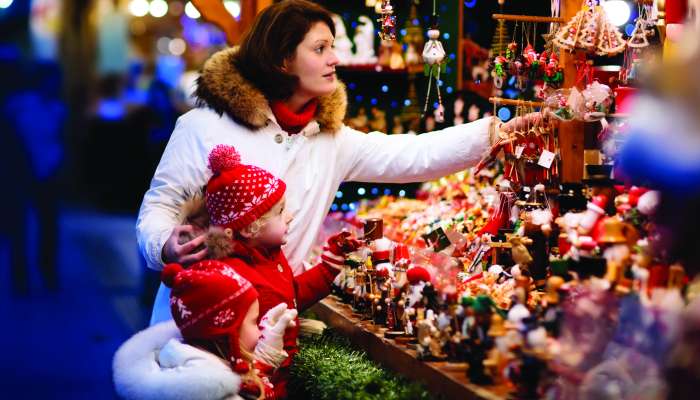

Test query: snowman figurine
[331,14,354,65]
[422,28,446,122]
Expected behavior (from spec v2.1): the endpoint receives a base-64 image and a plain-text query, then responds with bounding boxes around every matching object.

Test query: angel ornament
[422,28,446,122]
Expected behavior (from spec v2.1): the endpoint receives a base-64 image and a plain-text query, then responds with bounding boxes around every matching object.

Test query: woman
[137,0,529,324]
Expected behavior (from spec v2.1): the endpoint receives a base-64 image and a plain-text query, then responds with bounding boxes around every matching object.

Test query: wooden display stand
[310,297,511,400]
[558,0,586,183]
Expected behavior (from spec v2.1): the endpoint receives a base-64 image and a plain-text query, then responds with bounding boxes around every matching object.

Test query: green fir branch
[289,329,433,400]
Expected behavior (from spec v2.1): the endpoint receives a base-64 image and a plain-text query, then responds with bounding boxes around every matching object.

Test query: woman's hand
[162,225,208,266]
[489,112,556,145]
[499,112,551,136]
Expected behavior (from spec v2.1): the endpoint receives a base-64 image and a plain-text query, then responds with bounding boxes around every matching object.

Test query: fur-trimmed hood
[113,321,242,400]
[195,48,347,133]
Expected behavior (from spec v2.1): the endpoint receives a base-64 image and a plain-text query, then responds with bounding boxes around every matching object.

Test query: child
[113,260,296,400]
[201,144,361,397]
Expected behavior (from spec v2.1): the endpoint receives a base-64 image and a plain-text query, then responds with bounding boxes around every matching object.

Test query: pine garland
[289,330,433,400]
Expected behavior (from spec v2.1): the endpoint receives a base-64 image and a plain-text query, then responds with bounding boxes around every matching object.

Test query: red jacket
[221,240,340,398]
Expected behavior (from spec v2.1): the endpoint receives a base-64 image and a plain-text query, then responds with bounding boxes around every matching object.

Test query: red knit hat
[162,260,258,362]
[206,144,286,231]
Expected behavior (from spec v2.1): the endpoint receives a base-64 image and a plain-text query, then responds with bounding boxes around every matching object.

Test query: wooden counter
[310,297,511,400]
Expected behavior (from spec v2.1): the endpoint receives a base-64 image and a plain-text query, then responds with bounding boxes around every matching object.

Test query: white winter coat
[113,321,242,400]
[136,48,493,324]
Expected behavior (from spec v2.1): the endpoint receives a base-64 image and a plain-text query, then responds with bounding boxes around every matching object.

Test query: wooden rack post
[558,0,585,182]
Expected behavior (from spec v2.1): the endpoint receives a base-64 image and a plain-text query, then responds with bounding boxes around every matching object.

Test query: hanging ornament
[523,44,539,68]
[506,41,518,61]
[377,0,397,41]
[595,15,626,56]
[490,0,509,56]
[554,0,626,56]
[544,52,564,87]
[627,18,650,48]
[543,0,562,52]
[513,56,527,90]
[578,3,600,52]
[492,55,507,88]
[554,5,590,50]
[422,1,446,122]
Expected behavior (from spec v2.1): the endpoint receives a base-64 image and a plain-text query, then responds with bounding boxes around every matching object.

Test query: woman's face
[284,22,339,99]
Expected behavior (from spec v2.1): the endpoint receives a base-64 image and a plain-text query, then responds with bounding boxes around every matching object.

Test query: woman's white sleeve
[136,115,210,271]
[337,116,493,183]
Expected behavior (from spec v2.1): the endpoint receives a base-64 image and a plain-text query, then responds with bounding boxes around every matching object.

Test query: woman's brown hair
[234,0,336,100]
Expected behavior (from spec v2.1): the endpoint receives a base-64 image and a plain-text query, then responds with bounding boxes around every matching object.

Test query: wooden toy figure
[464,296,496,384]
[416,309,447,360]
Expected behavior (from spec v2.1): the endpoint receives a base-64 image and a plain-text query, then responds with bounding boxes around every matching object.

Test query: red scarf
[270,99,318,134]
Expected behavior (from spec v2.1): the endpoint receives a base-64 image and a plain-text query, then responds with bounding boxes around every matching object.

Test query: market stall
[299,1,700,398]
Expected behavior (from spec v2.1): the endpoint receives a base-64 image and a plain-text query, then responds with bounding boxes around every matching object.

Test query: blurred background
[1,0,238,397]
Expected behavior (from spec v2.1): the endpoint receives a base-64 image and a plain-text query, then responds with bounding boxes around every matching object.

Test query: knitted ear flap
[206,226,236,259]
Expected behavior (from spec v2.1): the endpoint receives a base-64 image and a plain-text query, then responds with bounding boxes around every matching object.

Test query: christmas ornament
[377,0,397,41]
[627,17,650,48]
[421,1,446,122]
[554,0,626,56]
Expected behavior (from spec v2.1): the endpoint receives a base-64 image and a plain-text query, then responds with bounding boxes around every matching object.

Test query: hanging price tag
[538,149,556,169]
[514,145,525,159]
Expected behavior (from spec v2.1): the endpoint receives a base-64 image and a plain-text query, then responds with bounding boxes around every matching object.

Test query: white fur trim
[113,321,241,400]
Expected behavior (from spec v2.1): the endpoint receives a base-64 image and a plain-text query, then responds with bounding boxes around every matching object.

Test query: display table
[310,297,510,400]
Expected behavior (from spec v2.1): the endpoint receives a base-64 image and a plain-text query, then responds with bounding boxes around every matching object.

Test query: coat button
[274,133,284,144]
[277,264,284,273]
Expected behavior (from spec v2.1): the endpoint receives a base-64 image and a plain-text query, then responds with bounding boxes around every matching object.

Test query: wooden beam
[492,14,565,23]
[192,0,269,46]
[192,0,240,45]
[489,97,544,108]
[558,0,585,183]
[256,0,272,13]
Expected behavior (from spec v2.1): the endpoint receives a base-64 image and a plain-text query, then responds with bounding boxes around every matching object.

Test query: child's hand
[259,303,298,339]
[322,231,362,270]
[254,303,297,368]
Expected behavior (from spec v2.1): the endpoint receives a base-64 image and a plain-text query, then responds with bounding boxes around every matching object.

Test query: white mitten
[254,303,297,368]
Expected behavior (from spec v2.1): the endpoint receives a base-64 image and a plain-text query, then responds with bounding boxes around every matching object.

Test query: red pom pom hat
[162,260,259,362]
[206,144,286,231]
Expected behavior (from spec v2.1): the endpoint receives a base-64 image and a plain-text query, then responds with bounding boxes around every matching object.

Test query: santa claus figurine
[578,195,608,237]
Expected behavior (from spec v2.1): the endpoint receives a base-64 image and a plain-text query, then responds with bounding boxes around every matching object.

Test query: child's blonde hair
[192,337,266,399]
